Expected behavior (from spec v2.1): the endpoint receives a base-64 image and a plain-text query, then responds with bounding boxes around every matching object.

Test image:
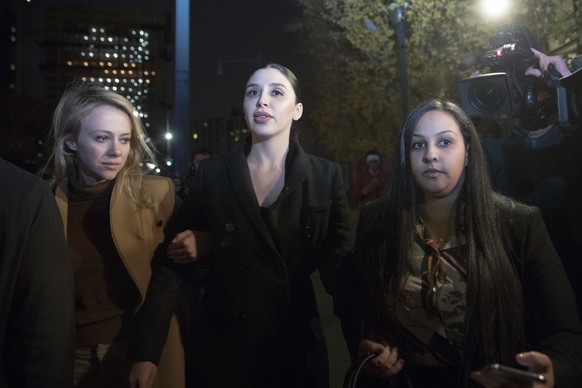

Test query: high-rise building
[34,6,171,133]
[1,0,173,170]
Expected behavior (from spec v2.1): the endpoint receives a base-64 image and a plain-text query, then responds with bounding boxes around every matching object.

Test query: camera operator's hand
[526,48,571,78]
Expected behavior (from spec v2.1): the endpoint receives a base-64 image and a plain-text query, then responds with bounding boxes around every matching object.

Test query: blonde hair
[44,81,158,207]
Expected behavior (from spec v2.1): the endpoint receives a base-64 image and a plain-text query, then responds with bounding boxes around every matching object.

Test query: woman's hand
[167,229,212,263]
[516,351,554,388]
[129,361,157,388]
[470,351,554,388]
[357,339,405,380]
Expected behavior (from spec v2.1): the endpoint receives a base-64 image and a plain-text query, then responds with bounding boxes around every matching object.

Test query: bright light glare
[165,132,173,140]
[480,0,510,19]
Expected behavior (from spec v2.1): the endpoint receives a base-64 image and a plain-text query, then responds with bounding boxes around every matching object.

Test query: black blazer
[352,194,582,387]
[0,158,75,387]
[497,196,582,387]
[132,138,353,388]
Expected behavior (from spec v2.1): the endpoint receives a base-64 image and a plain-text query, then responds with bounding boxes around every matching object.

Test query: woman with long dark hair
[353,99,582,387]
[129,64,353,388]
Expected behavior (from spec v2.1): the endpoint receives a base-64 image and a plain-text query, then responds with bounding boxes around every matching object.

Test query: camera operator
[482,48,582,319]
[525,48,572,79]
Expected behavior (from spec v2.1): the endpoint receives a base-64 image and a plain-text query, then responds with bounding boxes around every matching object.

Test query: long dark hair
[359,99,524,382]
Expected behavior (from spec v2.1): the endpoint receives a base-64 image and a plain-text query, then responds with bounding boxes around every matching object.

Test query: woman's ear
[65,140,77,151]
[293,103,304,121]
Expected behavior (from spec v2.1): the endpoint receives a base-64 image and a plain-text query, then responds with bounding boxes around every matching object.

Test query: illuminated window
[76,25,155,128]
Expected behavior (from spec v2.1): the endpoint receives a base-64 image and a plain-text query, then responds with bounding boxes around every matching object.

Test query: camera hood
[458,73,516,118]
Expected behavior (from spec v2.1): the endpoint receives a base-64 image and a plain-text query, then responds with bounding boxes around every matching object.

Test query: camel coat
[55,175,185,388]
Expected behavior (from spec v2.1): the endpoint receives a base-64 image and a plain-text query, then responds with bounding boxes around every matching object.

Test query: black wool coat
[132,137,353,388]
[0,158,75,387]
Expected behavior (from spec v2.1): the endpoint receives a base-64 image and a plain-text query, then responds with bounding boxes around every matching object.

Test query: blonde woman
[45,82,184,388]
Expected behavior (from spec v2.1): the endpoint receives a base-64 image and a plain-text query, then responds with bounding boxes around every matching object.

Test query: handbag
[343,353,414,388]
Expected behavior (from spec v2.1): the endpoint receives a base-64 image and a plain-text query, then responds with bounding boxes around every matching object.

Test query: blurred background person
[180,146,213,198]
[482,48,582,318]
[351,150,389,207]
[44,81,184,388]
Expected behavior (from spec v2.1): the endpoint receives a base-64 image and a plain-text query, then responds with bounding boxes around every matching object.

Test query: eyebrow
[245,82,288,90]
[412,130,457,138]
[91,129,132,136]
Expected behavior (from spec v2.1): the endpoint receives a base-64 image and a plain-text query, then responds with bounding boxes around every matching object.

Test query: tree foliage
[292,0,579,163]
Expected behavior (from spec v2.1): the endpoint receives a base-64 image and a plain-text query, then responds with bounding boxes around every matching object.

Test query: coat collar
[54,179,69,238]
[54,176,124,238]
[226,136,311,256]
[283,136,311,196]
[227,136,311,201]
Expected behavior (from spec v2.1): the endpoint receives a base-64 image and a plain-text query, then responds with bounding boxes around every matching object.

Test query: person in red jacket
[352,150,389,206]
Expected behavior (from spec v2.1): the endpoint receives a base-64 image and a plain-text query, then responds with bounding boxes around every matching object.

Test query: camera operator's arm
[526,48,572,78]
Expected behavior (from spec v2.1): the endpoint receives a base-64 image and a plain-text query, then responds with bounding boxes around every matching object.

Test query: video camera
[457,24,581,128]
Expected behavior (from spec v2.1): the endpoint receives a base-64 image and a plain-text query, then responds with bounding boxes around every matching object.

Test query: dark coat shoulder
[0,158,75,387]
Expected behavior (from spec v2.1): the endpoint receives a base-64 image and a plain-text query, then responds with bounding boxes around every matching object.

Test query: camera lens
[468,78,507,114]
[458,73,513,118]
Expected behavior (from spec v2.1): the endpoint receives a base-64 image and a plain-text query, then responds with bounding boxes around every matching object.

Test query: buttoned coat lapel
[282,140,310,202]
[226,144,282,258]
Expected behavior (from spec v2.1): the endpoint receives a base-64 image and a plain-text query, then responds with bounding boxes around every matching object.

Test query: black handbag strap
[343,353,415,388]
[343,353,376,388]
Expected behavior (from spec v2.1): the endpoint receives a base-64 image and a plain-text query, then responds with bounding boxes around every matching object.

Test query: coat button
[224,222,235,232]
[240,310,251,319]
[156,220,163,227]
[303,226,312,239]
[275,267,286,280]
[237,267,250,280]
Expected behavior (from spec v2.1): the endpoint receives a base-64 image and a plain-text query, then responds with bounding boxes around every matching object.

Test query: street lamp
[480,0,511,21]
[164,131,173,167]
[389,1,410,116]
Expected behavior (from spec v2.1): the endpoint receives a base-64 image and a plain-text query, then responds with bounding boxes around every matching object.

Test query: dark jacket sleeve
[309,162,360,355]
[129,172,202,364]
[337,200,384,357]
[2,172,75,387]
[505,202,582,386]
[312,162,354,298]
[129,211,190,364]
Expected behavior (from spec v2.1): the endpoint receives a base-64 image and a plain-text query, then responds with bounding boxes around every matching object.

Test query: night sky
[33,0,304,119]
[189,0,304,118]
